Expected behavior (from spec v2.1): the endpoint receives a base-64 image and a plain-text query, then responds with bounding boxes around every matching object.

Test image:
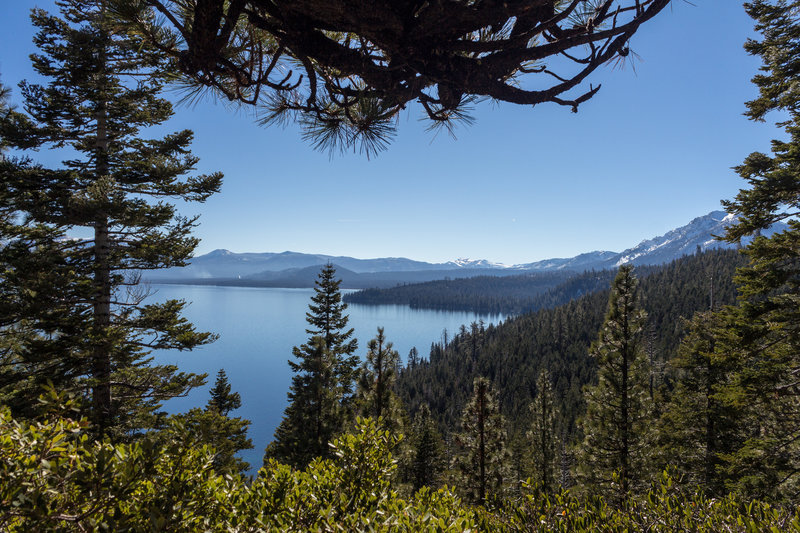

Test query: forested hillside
[345,270,578,314]
[346,250,743,315]
[396,249,744,437]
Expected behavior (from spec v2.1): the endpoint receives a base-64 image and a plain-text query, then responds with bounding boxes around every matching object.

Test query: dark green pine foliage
[266,336,342,468]
[208,369,241,416]
[396,249,744,438]
[0,80,11,155]
[0,0,220,438]
[355,327,405,434]
[707,0,800,500]
[453,377,510,507]
[266,265,360,468]
[574,265,653,505]
[306,263,359,398]
[405,404,445,493]
[344,270,578,315]
[175,369,253,475]
[407,347,420,370]
[658,311,742,497]
[527,369,560,495]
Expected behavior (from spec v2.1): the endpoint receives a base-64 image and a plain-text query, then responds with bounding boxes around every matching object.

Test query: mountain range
[146,210,782,287]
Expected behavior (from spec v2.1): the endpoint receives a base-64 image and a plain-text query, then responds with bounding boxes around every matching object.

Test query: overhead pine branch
[117,0,671,155]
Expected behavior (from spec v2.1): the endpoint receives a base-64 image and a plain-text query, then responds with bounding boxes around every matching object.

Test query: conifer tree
[707,0,800,499]
[453,377,510,506]
[407,347,420,370]
[0,80,11,155]
[355,327,405,434]
[659,311,742,497]
[0,0,220,438]
[405,404,445,493]
[527,369,560,495]
[575,265,653,505]
[306,264,359,398]
[121,0,669,156]
[177,368,253,475]
[266,265,359,468]
[207,369,241,416]
[265,336,341,468]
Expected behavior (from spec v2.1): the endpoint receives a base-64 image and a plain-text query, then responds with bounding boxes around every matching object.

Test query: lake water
[149,284,504,471]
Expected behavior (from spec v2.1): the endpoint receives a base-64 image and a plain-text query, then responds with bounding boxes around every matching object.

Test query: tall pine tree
[265,336,341,468]
[453,377,509,507]
[306,263,359,398]
[527,369,560,495]
[574,265,653,505]
[208,369,241,416]
[265,265,360,467]
[659,310,742,497]
[404,403,445,493]
[0,0,220,438]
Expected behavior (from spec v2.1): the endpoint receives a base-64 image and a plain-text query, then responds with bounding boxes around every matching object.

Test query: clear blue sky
[0,1,781,265]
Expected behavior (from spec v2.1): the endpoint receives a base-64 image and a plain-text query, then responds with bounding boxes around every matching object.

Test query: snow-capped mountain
[446,258,510,269]
[515,250,619,272]
[518,210,785,272]
[145,210,786,283]
[612,210,787,268]
[614,211,735,266]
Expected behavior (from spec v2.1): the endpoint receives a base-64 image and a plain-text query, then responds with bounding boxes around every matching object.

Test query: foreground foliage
[1,406,797,532]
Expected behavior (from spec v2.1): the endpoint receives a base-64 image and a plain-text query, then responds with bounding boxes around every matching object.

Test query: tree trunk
[620,296,630,501]
[478,381,486,506]
[92,53,112,436]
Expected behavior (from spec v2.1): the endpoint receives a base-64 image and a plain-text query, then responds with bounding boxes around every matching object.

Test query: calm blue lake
[149,284,504,471]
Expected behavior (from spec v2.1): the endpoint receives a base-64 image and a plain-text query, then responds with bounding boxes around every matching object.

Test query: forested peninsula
[344,249,744,316]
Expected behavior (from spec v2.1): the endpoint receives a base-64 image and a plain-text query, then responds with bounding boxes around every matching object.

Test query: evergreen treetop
[356,327,405,434]
[306,263,356,354]
[306,263,359,398]
[207,369,242,416]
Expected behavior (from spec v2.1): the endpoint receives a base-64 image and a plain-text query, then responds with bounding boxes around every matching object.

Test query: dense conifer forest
[396,249,744,436]
[345,270,577,314]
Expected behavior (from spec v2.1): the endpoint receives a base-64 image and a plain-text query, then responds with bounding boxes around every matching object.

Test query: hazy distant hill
[145,210,785,286]
[161,265,535,289]
[146,250,456,280]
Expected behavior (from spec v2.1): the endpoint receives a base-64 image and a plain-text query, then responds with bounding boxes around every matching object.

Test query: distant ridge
[144,210,785,286]
[517,210,762,272]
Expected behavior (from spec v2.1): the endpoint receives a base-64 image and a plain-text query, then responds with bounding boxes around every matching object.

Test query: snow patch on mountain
[447,258,511,269]
[614,210,734,267]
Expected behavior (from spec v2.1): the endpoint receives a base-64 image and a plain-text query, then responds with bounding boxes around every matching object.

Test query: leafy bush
[0,410,796,531]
